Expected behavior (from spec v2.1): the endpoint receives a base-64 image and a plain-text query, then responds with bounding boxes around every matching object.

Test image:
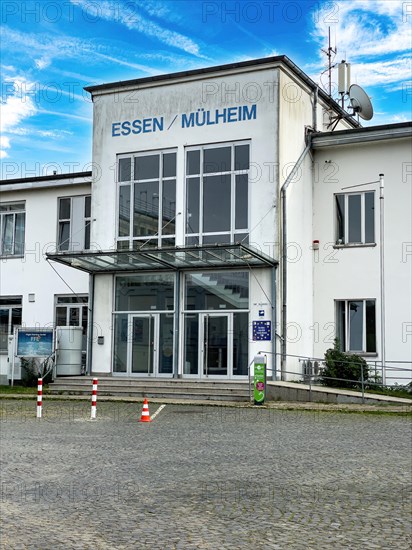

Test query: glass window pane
[235,174,248,229]
[348,195,361,243]
[186,150,200,175]
[84,196,91,218]
[116,274,174,311]
[186,178,200,234]
[113,314,128,373]
[119,157,131,182]
[235,145,250,170]
[0,309,9,351]
[336,301,346,351]
[69,307,80,326]
[159,314,174,374]
[204,147,231,174]
[162,180,176,235]
[11,307,22,329]
[365,192,375,243]
[349,301,363,351]
[56,307,67,326]
[203,175,231,232]
[0,298,22,306]
[163,153,176,177]
[335,195,345,244]
[202,234,232,244]
[184,314,199,374]
[2,214,14,255]
[84,221,91,250]
[14,212,25,255]
[133,181,159,237]
[366,300,376,352]
[135,155,159,180]
[58,222,70,251]
[185,271,249,310]
[119,185,130,237]
[59,198,71,220]
[233,312,249,376]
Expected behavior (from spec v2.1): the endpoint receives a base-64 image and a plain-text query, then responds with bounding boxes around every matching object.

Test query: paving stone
[0,399,411,549]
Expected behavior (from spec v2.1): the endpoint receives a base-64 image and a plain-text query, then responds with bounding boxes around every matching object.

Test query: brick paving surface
[1,400,411,549]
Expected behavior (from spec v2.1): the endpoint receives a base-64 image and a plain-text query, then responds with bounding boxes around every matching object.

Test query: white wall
[313,137,412,383]
[1,182,90,379]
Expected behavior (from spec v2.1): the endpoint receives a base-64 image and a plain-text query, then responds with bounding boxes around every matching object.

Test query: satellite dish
[349,84,373,120]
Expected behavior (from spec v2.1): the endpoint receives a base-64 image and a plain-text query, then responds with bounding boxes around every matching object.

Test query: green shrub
[321,339,369,389]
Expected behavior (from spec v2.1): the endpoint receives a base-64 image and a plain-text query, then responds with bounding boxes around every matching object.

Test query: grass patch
[0,385,50,394]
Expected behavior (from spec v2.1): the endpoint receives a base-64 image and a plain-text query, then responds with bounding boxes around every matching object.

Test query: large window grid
[336,299,376,353]
[335,191,375,245]
[57,196,91,251]
[185,142,250,245]
[117,150,177,250]
[0,203,25,257]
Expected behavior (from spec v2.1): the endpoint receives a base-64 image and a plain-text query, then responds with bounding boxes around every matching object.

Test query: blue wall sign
[17,330,54,357]
[252,321,271,341]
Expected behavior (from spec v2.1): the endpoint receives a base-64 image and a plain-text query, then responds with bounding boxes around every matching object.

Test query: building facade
[2,56,411,384]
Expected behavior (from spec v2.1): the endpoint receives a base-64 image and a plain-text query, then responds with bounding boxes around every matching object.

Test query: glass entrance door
[202,314,229,377]
[129,315,157,376]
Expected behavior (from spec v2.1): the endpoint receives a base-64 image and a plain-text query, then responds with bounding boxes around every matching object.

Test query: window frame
[0,296,22,353]
[335,298,377,354]
[185,141,250,246]
[0,202,25,257]
[116,149,177,250]
[334,191,375,246]
[57,195,91,252]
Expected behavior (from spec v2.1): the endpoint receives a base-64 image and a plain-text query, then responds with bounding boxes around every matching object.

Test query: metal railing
[248,352,412,404]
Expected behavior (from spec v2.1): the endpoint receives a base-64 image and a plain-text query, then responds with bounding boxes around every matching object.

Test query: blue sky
[1,0,411,178]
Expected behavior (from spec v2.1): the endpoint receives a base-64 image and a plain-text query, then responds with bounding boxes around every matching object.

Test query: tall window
[336,299,376,353]
[335,192,375,245]
[117,150,177,250]
[0,297,22,352]
[0,202,25,257]
[186,142,250,245]
[58,196,91,251]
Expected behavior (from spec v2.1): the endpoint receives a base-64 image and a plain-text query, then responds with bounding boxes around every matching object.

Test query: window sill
[0,255,24,259]
[333,243,376,249]
[347,352,378,357]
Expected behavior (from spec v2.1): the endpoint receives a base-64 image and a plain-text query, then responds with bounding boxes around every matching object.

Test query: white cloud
[0,78,37,157]
[70,0,202,57]
[35,57,51,70]
[310,0,411,97]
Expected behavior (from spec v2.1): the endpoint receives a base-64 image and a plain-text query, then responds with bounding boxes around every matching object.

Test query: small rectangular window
[336,299,376,353]
[57,196,91,251]
[0,203,26,257]
[335,192,375,245]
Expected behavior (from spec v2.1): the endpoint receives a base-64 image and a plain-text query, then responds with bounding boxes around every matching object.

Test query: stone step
[49,376,251,401]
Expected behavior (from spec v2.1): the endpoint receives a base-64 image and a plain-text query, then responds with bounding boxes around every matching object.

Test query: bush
[321,339,369,389]
[20,357,53,387]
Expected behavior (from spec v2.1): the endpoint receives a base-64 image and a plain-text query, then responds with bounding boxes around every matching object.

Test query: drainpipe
[280,137,313,380]
[87,273,95,375]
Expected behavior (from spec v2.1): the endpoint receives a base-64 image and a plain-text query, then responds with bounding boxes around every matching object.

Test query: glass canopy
[46,244,277,273]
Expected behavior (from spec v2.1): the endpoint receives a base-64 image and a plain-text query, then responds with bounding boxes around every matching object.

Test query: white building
[1,56,411,385]
[0,172,91,384]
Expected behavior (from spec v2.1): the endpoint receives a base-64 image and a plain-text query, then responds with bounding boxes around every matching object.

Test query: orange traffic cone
[139,398,152,422]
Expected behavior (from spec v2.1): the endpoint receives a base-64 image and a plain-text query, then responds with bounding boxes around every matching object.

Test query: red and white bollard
[37,378,43,419]
[91,378,98,420]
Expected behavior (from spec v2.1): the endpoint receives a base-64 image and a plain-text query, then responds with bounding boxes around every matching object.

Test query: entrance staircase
[48,376,251,402]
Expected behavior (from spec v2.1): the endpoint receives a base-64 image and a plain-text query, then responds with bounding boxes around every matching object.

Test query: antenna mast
[321,27,337,97]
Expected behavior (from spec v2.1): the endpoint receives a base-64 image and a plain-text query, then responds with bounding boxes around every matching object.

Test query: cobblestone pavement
[1,400,411,549]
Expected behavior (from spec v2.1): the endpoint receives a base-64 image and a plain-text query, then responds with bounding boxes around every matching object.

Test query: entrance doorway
[126,314,174,376]
[184,312,248,378]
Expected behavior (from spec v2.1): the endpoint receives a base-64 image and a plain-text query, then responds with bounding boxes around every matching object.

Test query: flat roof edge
[0,171,92,186]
